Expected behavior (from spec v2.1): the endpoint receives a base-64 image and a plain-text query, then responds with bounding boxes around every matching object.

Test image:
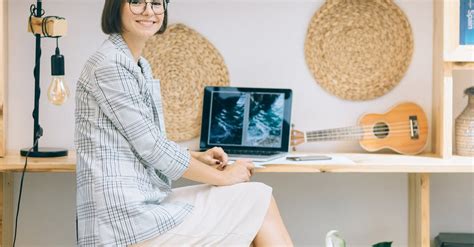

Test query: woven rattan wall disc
[143,24,230,141]
[305,0,413,101]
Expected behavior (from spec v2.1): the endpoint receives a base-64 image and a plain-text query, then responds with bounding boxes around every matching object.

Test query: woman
[75,0,293,246]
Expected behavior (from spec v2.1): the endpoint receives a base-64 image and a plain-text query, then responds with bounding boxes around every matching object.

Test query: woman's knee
[244,182,273,194]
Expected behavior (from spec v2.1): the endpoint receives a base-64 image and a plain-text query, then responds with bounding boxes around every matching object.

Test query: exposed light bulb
[48,46,69,105]
[48,75,69,105]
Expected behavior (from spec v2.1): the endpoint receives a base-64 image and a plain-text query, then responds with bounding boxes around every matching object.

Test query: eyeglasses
[128,0,166,16]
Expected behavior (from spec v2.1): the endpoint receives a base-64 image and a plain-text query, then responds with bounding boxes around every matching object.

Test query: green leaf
[372,242,393,247]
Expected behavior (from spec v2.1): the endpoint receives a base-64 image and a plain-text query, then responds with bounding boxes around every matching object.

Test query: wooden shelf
[444,62,474,76]
[0,153,76,172]
[444,47,474,62]
[259,153,473,173]
[0,151,471,173]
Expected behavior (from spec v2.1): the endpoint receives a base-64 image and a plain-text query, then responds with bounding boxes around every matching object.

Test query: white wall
[7,0,473,246]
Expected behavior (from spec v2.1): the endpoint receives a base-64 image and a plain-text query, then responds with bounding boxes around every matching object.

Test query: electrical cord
[12,137,39,247]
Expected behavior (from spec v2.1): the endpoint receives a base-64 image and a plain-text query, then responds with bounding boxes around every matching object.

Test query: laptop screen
[200,86,292,152]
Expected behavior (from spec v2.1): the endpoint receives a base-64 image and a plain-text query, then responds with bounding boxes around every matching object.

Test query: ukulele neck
[305,126,364,142]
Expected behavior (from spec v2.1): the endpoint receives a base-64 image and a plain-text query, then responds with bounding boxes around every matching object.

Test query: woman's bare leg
[253,196,293,247]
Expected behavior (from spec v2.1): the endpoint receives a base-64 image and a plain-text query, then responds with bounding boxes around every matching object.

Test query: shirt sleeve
[91,59,190,180]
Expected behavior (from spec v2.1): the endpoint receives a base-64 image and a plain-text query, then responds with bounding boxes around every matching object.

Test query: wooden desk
[0,152,472,246]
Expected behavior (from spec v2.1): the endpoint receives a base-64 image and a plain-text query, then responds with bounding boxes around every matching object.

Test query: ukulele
[291,102,429,155]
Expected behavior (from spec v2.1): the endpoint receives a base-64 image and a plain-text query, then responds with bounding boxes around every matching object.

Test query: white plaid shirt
[75,34,192,246]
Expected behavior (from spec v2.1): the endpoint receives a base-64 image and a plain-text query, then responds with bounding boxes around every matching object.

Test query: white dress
[131,182,272,246]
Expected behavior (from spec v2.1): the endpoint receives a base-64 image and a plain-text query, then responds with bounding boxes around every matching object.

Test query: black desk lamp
[20,0,69,157]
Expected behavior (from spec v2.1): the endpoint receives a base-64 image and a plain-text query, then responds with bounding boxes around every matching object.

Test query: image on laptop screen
[200,87,292,153]
[209,91,285,148]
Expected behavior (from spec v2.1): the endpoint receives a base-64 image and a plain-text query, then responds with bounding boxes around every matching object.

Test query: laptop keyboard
[226,149,281,156]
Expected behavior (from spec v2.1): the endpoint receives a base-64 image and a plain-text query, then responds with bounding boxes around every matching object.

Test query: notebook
[199,86,293,162]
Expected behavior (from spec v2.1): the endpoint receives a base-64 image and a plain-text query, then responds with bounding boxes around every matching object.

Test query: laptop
[199,86,292,162]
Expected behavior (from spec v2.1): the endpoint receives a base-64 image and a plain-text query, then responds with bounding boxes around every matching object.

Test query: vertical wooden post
[0,0,11,242]
[431,0,452,158]
[408,173,431,247]
[0,173,13,247]
[0,0,8,157]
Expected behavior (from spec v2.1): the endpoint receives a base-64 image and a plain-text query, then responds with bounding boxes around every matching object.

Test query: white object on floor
[326,230,346,247]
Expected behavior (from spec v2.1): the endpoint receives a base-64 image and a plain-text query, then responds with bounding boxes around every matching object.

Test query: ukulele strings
[304,128,429,141]
[302,122,427,141]
[304,125,426,136]
[304,130,429,141]
[304,120,422,133]
[303,121,424,135]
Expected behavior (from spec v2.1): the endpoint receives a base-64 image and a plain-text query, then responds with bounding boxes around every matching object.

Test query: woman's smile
[136,20,157,27]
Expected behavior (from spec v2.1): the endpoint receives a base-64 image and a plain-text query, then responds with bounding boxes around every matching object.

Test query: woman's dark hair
[101,0,168,35]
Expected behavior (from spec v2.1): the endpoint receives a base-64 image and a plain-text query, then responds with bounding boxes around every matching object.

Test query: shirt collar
[109,33,147,70]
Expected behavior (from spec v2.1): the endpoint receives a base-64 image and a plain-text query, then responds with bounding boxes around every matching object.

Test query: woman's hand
[182,155,254,187]
[192,147,229,170]
[220,159,255,186]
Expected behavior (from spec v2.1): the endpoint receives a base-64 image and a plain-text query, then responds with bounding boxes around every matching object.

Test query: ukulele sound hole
[373,122,389,139]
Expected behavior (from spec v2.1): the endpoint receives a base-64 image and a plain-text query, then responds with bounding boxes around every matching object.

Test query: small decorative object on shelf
[459,0,474,45]
[455,86,474,156]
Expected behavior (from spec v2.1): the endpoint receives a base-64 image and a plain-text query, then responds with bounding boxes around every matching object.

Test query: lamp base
[20,147,68,157]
